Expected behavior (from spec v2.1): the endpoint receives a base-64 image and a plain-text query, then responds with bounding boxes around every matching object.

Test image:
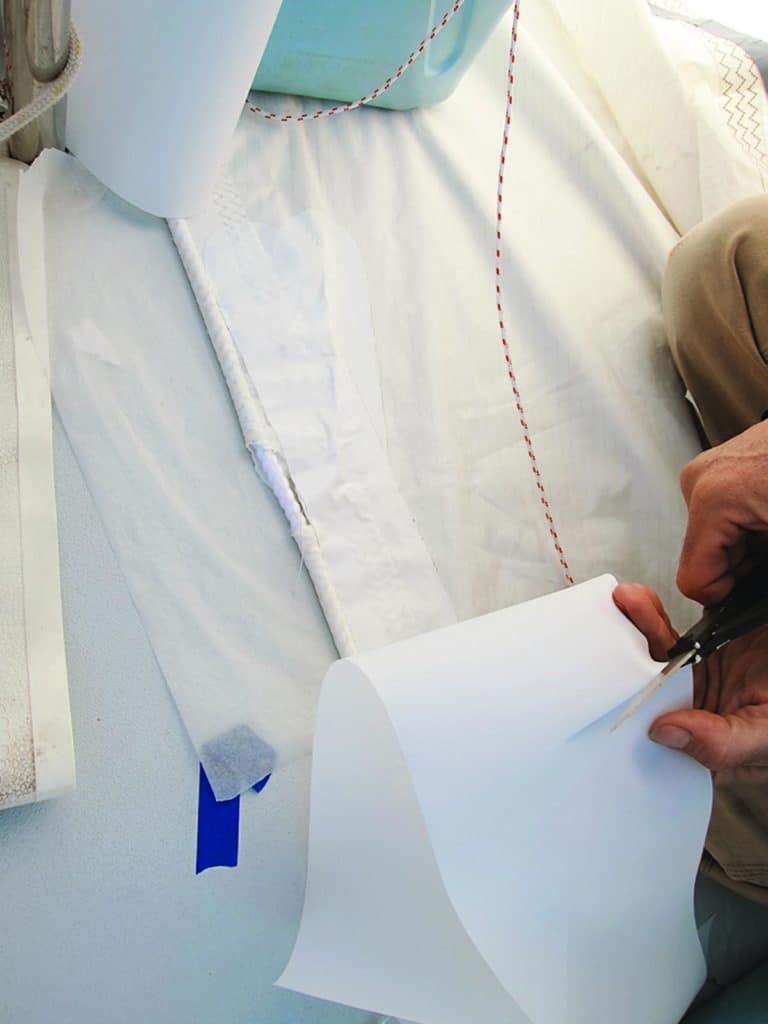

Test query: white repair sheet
[202,0,758,638]
[278,576,712,1024]
[18,151,338,798]
[17,0,767,796]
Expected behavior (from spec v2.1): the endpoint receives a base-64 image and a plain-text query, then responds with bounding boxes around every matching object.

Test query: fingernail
[650,725,691,750]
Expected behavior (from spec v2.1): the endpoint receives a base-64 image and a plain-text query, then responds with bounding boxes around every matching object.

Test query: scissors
[611,553,768,732]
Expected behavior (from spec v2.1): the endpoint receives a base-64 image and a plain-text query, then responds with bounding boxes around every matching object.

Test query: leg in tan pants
[663,195,768,907]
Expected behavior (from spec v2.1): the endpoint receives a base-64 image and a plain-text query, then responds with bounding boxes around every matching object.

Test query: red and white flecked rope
[248,0,467,121]
[495,2,573,585]
[248,0,574,585]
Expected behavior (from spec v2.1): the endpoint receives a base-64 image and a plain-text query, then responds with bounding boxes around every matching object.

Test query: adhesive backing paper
[279,576,712,1024]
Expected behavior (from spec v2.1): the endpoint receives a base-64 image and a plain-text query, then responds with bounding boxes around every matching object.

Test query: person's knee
[662,195,768,369]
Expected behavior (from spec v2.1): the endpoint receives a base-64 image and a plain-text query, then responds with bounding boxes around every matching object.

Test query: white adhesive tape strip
[177,188,456,655]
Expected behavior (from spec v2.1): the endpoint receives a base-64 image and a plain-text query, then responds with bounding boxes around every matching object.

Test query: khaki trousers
[663,195,768,905]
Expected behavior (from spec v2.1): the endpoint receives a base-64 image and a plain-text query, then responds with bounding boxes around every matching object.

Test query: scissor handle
[669,552,768,660]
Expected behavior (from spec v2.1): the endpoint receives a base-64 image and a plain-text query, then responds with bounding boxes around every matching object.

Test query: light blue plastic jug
[251,0,513,110]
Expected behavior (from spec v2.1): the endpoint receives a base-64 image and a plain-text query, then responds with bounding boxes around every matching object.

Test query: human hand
[613,583,768,771]
[677,420,768,605]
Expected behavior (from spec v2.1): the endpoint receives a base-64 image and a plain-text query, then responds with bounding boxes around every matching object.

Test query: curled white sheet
[278,576,712,1024]
[66,0,283,216]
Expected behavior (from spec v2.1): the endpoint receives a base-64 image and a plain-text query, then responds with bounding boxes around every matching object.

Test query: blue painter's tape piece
[252,774,271,793]
[196,764,240,874]
[195,769,273,874]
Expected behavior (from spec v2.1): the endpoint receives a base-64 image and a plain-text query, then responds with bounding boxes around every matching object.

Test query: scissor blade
[610,650,694,733]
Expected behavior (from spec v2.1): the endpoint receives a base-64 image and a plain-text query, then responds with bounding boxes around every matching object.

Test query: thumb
[649,708,768,770]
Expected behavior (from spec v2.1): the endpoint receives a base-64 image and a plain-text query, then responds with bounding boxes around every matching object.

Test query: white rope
[166,218,269,450]
[0,19,82,144]
[167,216,357,659]
[256,445,357,658]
